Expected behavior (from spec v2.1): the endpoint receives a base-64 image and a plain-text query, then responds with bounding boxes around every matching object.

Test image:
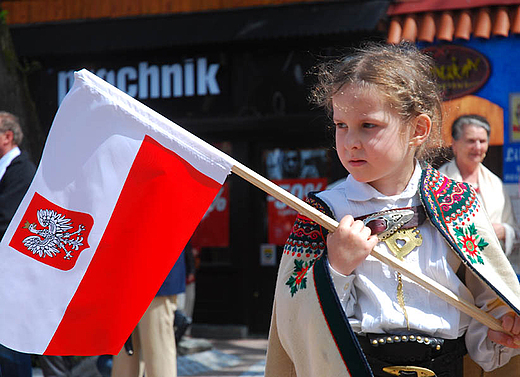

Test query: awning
[10,1,391,57]
[386,0,520,43]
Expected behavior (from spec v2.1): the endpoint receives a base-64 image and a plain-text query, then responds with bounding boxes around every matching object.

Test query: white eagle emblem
[22,209,86,260]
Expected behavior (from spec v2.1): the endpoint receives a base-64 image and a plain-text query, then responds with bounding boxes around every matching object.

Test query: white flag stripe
[77,70,235,184]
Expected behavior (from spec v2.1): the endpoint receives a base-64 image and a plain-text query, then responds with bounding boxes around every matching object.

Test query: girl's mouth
[348,159,366,167]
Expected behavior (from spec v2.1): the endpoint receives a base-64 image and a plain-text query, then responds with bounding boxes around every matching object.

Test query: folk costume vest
[265,165,520,377]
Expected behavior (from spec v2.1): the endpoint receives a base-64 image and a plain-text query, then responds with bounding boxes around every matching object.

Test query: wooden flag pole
[231,161,510,335]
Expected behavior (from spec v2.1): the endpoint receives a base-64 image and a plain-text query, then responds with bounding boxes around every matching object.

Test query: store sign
[57,57,220,104]
[260,244,277,267]
[504,145,520,184]
[510,93,520,143]
[267,178,327,245]
[422,45,490,100]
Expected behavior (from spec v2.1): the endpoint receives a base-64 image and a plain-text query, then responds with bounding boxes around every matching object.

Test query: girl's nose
[345,131,361,149]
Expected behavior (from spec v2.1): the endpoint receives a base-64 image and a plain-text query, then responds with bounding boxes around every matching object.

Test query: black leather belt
[356,333,467,377]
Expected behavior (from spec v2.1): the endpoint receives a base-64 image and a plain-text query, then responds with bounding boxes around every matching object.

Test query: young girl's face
[332,84,417,196]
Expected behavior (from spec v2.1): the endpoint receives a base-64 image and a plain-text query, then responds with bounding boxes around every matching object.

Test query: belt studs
[368,334,443,350]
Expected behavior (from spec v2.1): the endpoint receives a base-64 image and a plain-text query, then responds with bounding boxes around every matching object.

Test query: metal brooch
[362,209,415,241]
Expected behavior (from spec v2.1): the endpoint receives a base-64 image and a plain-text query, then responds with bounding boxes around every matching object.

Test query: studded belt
[356,333,467,377]
[365,333,444,351]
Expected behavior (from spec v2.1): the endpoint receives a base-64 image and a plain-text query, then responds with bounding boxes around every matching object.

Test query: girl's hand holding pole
[488,313,520,348]
[326,215,378,276]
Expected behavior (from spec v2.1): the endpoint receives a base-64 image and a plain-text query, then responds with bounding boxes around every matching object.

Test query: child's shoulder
[305,190,335,219]
[315,177,348,201]
[312,178,352,221]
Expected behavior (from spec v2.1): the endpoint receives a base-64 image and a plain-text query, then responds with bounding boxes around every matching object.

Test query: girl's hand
[487,313,520,348]
[326,215,379,275]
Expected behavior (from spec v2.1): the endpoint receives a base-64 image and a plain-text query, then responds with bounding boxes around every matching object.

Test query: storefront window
[264,148,329,245]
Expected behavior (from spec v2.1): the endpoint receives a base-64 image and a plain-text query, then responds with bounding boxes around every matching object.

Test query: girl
[265,43,520,377]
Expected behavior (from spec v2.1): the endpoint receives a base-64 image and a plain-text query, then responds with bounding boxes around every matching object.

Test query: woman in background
[439,114,519,257]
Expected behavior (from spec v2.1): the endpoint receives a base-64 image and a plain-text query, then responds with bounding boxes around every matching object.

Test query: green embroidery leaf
[294,259,304,271]
[454,227,464,237]
[468,223,477,236]
[477,238,489,250]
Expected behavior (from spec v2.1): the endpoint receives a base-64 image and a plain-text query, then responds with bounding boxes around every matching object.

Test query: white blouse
[317,164,519,371]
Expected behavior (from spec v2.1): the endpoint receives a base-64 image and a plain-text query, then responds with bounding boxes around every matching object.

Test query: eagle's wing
[37,209,72,234]
[22,235,60,257]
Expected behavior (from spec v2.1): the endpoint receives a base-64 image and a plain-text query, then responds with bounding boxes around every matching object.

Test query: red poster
[268,178,328,245]
[191,183,230,248]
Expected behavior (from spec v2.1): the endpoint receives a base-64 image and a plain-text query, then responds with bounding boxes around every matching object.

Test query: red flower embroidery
[453,223,487,265]
[286,259,316,296]
[295,265,309,285]
[461,235,478,257]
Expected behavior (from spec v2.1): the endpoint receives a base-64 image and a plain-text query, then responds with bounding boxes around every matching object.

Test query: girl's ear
[410,114,431,146]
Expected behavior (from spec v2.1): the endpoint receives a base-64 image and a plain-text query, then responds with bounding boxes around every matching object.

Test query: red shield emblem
[10,192,94,271]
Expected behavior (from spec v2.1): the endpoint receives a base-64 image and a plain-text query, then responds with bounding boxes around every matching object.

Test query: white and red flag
[0,69,233,355]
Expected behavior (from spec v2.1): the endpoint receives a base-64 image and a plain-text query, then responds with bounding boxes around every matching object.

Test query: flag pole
[230,161,510,335]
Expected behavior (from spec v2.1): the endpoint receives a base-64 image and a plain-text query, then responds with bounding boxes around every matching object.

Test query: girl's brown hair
[310,42,443,162]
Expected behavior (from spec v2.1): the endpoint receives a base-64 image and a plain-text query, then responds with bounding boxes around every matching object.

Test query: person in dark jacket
[0,112,36,240]
[0,112,36,377]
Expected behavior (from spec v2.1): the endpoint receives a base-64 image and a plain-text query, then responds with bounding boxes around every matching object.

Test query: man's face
[0,130,14,158]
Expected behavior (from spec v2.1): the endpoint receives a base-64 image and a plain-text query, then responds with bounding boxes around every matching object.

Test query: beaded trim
[366,333,444,351]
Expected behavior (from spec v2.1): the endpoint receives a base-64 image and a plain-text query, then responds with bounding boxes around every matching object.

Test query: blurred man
[0,112,36,377]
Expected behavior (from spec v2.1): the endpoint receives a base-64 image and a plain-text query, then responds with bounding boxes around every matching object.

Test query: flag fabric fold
[0,69,234,355]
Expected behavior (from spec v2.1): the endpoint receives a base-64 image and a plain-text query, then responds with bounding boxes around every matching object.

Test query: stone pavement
[177,337,267,376]
[32,335,268,377]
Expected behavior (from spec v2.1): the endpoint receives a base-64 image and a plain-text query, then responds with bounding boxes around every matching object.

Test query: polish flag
[0,69,234,355]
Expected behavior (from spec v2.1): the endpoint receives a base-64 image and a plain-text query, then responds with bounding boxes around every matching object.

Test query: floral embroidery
[286,258,317,297]
[283,195,328,260]
[454,223,488,265]
[283,193,331,296]
[420,165,488,266]
[421,166,479,228]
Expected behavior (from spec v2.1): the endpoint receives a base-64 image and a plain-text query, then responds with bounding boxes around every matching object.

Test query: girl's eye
[335,122,347,129]
[363,123,376,129]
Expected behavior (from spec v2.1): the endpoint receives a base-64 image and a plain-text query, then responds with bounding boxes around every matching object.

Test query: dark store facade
[9,1,391,333]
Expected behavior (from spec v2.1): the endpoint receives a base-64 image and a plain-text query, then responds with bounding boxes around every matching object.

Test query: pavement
[177,336,267,376]
[31,335,268,377]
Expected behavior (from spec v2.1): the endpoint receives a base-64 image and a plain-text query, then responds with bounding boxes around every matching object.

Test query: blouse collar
[344,161,421,202]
